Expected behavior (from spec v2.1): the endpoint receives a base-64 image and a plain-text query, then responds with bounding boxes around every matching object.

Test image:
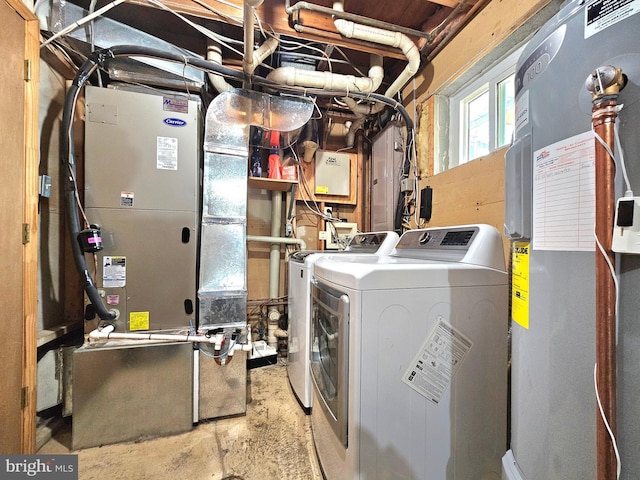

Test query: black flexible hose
[61,54,116,320]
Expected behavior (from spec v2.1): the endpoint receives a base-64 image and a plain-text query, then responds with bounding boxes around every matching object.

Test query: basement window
[438,46,523,173]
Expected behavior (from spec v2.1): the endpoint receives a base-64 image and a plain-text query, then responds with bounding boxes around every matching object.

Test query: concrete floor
[38,362,323,480]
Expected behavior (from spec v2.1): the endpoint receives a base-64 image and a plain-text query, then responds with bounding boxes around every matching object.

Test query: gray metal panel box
[86,207,197,331]
[85,86,200,212]
[84,86,200,330]
[198,350,247,420]
[72,342,193,450]
[371,124,403,231]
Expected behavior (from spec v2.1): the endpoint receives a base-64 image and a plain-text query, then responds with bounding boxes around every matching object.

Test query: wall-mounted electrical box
[324,222,358,249]
[315,151,351,196]
[371,123,404,231]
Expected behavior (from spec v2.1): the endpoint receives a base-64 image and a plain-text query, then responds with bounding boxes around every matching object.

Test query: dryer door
[310,280,349,447]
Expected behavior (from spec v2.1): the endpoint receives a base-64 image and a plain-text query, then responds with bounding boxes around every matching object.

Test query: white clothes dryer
[310,224,508,480]
[287,231,399,410]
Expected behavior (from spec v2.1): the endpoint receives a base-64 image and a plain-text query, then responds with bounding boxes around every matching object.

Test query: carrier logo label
[163,117,187,127]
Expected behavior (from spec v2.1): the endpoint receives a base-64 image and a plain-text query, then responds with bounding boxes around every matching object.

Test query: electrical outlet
[613,197,640,254]
[324,206,333,217]
[285,222,293,237]
[400,178,413,193]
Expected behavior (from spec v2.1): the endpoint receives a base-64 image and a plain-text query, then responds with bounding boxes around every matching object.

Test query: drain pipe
[585,65,626,480]
[247,235,306,251]
[247,226,307,346]
[267,190,284,347]
[206,40,232,92]
[88,324,252,366]
[267,54,383,93]
[88,324,253,351]
[243,0,280,80]
[332,0,420,146]
[284,0,432,40]
[243,0,263,76]
[333,1,419,100]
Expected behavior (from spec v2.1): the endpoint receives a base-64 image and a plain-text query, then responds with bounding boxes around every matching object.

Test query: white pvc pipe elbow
[206,41,232,93]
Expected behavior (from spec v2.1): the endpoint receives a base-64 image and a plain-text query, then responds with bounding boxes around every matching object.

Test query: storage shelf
[248,177,297,192]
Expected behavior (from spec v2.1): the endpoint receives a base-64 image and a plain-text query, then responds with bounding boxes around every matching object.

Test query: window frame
[446,46,524,170]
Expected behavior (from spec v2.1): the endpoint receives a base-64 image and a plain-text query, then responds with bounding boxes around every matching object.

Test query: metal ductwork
[197,89,314,336]
[35,0,206,89]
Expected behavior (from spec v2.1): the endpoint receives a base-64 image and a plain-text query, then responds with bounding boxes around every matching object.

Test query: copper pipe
[586,65,626,480]
[423,0,491,61]
[592,100,617,480]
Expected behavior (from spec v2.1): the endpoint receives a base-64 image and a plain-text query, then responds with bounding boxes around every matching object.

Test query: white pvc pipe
[267,55,383,93]
[88,325,253,351]
[266,190,283,347]
[332,0,420,143]
[206,41,232,93]
[247,235,307,251]
[334,18,419,99]
[243,0,267,76]
[270,190,283,300]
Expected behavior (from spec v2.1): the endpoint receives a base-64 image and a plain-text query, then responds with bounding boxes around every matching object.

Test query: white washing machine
[310,224,508,479]
[287,231,399,410]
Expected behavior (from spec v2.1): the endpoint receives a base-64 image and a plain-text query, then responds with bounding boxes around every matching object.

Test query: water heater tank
[504,1,640,479]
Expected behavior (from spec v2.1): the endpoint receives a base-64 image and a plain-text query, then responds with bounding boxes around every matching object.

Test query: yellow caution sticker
[129,311,150,331]
[511,242,530,329]
[316,185,329,194]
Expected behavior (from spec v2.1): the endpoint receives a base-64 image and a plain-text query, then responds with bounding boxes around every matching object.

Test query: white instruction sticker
[157,136,178,170]
[103,256,126,288]
[585,0,640,38]
[402,317,473,405]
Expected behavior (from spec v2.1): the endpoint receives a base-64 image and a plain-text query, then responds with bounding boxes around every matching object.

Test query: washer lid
[313,252,507,290]
[290,231,400,265]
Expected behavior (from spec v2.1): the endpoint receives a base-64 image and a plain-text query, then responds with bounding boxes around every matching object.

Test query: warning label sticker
[103,256,126,288]
[130,311,150,331]
[585,0,640,38]
[120,191,134,207]
[157,136,178,170]
[402,317,473,405]
[512,242,530,329]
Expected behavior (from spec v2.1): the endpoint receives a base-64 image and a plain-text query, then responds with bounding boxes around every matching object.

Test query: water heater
[504,1,640,479]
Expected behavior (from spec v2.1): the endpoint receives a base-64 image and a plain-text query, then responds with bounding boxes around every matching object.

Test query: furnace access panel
[84,85,201,331]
